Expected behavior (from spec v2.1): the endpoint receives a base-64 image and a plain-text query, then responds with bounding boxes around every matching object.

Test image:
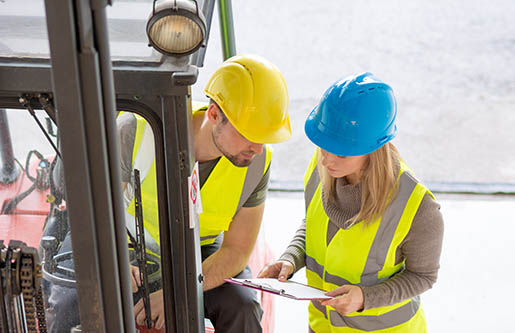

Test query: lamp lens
[150,15,203,54]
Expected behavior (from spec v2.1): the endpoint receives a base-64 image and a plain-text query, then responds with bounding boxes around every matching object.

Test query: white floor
[261,192,515,333]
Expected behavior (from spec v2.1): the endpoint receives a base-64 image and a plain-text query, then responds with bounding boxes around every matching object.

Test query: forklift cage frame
[0,0,237,332]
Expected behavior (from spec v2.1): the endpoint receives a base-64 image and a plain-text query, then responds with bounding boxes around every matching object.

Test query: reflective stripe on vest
[304,149,431,332]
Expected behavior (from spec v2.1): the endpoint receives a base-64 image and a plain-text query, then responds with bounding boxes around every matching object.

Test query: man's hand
[257,260,294,282]
[130,265,141,293]
[320,285,364,315]
[134,289,165,330]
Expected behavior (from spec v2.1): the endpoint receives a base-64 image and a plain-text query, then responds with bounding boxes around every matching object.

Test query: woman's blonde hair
[319,142,401,226]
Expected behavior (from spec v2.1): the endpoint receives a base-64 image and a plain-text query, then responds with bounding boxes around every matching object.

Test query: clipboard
[224,278,332,300]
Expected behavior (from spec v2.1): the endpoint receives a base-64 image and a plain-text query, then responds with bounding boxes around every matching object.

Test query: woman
[259,72,443,332]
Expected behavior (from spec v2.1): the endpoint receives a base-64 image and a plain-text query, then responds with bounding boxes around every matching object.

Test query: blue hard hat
[305,72,397,156]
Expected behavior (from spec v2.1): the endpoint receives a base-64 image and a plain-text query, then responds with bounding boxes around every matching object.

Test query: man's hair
[209,99,228,124]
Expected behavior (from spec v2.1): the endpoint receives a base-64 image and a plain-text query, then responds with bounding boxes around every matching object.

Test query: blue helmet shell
[305,72,397,156]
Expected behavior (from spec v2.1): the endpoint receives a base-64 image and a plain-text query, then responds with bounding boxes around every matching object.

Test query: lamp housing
[146,0,207,57]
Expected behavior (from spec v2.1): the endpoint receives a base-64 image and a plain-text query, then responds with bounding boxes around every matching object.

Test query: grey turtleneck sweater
[279,177,444,310]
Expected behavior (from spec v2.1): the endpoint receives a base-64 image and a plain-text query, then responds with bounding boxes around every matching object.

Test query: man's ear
[206,103,220,124]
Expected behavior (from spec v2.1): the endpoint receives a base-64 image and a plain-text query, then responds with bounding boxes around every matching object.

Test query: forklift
[0,0,270,332]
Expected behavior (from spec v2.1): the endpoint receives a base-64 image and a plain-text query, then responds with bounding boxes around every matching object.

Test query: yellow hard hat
[204,54,291,144]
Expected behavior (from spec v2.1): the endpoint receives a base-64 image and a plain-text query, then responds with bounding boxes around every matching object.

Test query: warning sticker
[188,161,202,228]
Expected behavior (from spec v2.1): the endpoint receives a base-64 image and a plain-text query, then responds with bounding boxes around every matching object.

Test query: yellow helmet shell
[204,54,291,144]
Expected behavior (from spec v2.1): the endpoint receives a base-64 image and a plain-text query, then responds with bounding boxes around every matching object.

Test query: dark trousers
[46,283,80,333]
[44,234,81,333]
[202,236,263,333]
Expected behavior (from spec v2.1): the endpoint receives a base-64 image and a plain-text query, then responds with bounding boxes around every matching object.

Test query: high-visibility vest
[304,149,432,332]
[125,105,272,254]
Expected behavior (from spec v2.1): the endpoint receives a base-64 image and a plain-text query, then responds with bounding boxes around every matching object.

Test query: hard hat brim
[238,114,292,144]
[304,107,396,157]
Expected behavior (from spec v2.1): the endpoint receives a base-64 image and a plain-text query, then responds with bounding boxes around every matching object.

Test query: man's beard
[212,130,254,167]
[225,152,253,167]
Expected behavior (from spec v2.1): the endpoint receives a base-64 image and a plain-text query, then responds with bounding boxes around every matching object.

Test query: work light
[146,0,206,57]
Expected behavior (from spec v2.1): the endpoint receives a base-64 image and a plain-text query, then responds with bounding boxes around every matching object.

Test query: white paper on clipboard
[225,278,332,300]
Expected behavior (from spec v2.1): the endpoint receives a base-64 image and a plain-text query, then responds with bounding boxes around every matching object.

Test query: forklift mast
[0,0,238,332]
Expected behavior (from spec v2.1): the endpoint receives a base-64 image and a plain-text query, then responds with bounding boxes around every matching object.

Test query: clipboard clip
[242,280,286,295]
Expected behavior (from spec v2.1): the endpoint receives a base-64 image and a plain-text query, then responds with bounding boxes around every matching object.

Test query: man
[119,54,291,332]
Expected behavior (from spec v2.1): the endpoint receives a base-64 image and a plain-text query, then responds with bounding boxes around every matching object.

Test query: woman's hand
[320,285,364,315]
[257,260,294,282]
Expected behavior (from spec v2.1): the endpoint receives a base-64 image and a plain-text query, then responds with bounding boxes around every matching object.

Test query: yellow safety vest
[304,149,432,333]
[126,105,272,253]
